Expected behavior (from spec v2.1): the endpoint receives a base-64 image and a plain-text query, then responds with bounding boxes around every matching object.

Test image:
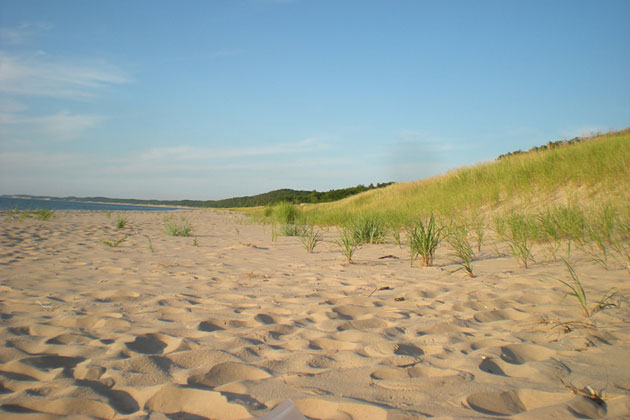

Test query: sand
[0,209,629,419]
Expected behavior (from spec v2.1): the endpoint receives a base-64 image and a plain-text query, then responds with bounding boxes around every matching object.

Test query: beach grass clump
[351,215,386,245]
[300,225,323,253]
[33,209,55,220]
[556,259,617,317]
[114,214,128,229]
[408,215,443,267]
[281,223,309,237]
[337,228,358,264]
[164,215,193,237]
[447,223,475,277]
[102,236,127,247]
[274,202,300,225]
[6,208,55,222]
[469,211,486,252]
[504,212,537,268]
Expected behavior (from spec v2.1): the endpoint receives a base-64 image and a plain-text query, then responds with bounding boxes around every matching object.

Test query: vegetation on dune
[245,129,630,270]
[285,129,629,226]
[164,215,193,237]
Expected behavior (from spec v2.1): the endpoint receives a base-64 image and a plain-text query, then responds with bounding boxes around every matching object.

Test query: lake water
[0,197,181,212]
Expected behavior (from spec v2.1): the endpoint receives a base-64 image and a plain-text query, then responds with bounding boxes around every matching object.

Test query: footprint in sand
[466,389,597,417]
[188,361,271,387]
[125,333,181,354]
[479,343,568,382]
[330,304,373,320]
[473,308,530,323]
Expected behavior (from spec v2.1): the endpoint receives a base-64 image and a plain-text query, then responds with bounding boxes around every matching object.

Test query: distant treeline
[43,182,394,208]
[496,136,592,160]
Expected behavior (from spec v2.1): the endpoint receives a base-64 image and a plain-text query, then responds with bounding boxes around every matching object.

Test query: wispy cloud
[397,130,465,152]
[139,137,330,162]
[0,23,53,45]
[0,50,130,99]
[0,111,106,141]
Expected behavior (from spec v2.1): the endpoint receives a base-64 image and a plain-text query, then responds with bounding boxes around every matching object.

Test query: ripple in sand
[474,308,529,323]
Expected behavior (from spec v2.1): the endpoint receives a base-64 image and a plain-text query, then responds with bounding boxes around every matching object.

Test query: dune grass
[239,130,630,272]
[271,129,629,227]
[6,208,55,222]
[408,215,443,267]
[164,215,193,237]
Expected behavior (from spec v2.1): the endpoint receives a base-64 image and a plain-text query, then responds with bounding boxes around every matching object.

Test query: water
[0,196,181,212]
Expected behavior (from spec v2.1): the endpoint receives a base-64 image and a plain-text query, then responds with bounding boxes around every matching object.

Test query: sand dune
[1,210,629,419]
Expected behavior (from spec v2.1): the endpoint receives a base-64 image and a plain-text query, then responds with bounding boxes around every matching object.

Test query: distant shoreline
[0,196,185,212]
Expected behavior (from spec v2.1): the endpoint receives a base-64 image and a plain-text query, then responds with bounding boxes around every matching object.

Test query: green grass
[5,208,55,221]
[254,130,629,227]
[237,130,630,271]
[337,228,358,264]
[300,225,323,253]
[164,215,193,237]
[447,223,475,277]
[350,215,386,245]
[273,202,301,224]
[408,215,443,267]
[114,214,128,228]
[556,259,618,317]
[102,236,127,247]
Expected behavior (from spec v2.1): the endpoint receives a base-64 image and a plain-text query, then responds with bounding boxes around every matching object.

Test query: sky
[1,0,629,200]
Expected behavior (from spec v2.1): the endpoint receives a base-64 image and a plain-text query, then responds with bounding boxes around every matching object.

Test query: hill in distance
[255,129,630,226]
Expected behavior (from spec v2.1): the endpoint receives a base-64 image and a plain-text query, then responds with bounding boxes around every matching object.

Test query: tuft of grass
[391,226,403,248]
[351,215,386,245]
[447,224,475,277]
[469,212,486,253]
[337,228,358,264]
[6,208,54,221]
[300,225,323,253]
[164,215,193,237]
[408,215,443,267]
[271,224,280,242]
[114,214,128,229]
[612,238,630,274]
[281,223,309,237]
[556,259,618,318]
[33,209,54,220]
[274,202,300,225]
[504,212,536,268]
[145,235,154,252]
[102,236,127,247]
[193,236,199,247]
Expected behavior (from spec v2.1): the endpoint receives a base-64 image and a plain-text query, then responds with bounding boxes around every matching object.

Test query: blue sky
[1,0,628,200]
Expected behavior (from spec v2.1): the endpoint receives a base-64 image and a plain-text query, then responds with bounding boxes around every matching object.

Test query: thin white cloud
[0,50,130,99]
[0,111,106,141]
[139,137,330,162]
[0,23,53,45]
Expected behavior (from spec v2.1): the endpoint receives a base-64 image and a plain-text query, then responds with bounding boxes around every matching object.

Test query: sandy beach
[1,209,629,419]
